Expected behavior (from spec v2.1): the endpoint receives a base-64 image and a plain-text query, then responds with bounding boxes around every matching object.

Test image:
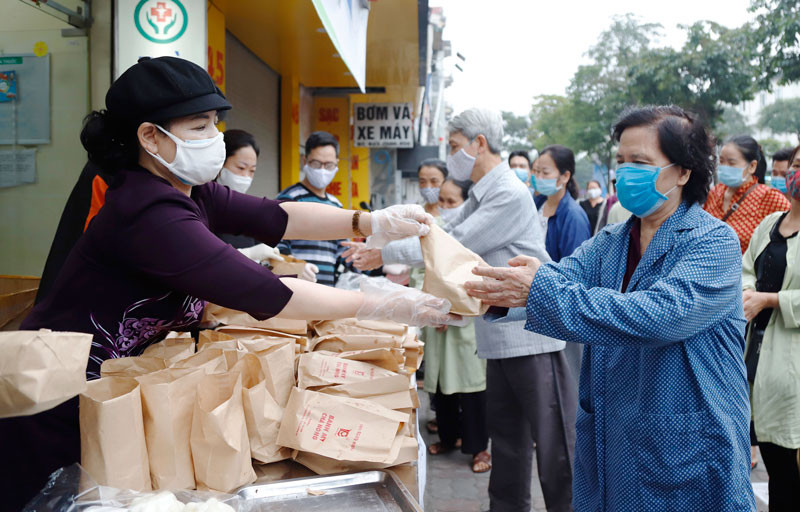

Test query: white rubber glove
[300,263,319,282]
[366,204,434,249]
[356,278,460,327]
[237,243,282,264]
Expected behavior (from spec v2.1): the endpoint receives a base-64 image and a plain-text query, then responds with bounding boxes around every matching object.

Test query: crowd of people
[2,54,799,512]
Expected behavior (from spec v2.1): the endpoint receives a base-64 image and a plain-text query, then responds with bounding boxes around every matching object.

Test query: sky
[432,0,756,116]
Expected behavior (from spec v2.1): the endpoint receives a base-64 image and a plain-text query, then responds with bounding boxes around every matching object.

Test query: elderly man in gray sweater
[347,109,576,512]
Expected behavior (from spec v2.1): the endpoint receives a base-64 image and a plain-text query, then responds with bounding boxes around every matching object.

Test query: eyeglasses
[308,159,338,171]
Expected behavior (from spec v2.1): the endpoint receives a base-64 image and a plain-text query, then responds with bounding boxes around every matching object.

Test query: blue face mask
[717,165,745,188]
[772,176,787,193]
[513,168,530,184]
[616,162,677,218]
[533,175,562,196]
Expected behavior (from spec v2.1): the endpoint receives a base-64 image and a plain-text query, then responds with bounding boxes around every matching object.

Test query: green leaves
[526,8,794,165]
[757,98,800,142]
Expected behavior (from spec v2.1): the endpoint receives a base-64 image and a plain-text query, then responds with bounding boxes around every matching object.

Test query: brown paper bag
[309,333,404,353]
[253,460,316,482]
[170,349,229,374]
[296,352,398,389]
[333,348,406,372]
[278,387,409,463]
[100,356,166,378]
[253,343,296,407]
[402,335,425,371]
[80,377,151,491]
[0,330,92,418]
[215,326,308,352]
[293,434,418,474]
[319,374,415,409]
[269,255,308,277]
[202,303,308,335]
[198,329,236,348]
[141,338,195,365]
[230,354,291,464]
[420,224,490,316]
[135,368,204,490]
[311,318,408,338]
[190,372,256,492]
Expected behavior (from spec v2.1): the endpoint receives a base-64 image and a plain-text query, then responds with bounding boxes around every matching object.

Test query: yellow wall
[0,6,89,276]
[312,96,351,207]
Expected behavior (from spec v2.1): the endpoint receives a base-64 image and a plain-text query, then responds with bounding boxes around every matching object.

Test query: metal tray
[237,470,422,512]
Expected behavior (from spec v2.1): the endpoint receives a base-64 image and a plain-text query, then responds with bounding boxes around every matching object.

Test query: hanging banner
[311,0,369,92]
[114,0,207,78]
[353,102,414,149]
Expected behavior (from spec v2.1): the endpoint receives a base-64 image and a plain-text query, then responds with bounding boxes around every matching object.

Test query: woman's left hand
[743,290,773,322]
[465,255,541,308]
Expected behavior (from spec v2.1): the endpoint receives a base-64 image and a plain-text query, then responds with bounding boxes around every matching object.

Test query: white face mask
[420,187,441,205]
[446,148,476,181]
[303,164,338,190]
[439,202,465,223]
[147,125,226,186]
[217,167,253,194]
[586,188,602,199]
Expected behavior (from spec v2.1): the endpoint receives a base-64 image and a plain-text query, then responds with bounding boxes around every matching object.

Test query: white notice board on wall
[0,54,51,145]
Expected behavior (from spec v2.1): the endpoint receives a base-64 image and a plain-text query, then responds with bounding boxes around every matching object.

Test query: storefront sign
[353,102,414,149]
[114,0,207,78]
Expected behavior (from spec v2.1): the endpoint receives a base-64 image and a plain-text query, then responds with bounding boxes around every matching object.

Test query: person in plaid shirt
[705,135,790,254]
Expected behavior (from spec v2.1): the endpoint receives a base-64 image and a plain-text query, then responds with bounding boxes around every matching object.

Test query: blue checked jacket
[521,201,755,511]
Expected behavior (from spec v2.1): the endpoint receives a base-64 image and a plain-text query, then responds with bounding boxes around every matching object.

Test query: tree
[759,137,787,157]
[501,111,534,152]
[749,0,800,85]
[627,21,760,128]
[715,107,752,141]
[528,95,574,149]
[758,98,800,143]
[565,15,664,167]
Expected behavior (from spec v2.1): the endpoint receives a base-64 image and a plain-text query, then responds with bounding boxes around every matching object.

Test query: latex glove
[356,278,462,327]
[366,204,433,249]
[300,263,319,283]
[238,243,282,264]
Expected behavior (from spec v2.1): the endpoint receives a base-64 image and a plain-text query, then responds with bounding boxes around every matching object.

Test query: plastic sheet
[23,465,243,512]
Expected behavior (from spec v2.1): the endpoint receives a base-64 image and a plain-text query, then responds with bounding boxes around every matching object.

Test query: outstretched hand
[464,255,541,308]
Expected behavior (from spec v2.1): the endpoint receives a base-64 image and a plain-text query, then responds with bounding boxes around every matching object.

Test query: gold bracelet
[352,210,366,238]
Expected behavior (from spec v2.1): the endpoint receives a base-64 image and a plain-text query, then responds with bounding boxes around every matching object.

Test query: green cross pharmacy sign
[134,0,188,44]
[114,0,206,79]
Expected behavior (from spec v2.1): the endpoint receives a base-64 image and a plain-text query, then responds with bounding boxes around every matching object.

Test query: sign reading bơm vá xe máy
[353,103,414,149]
[114,0,207,78]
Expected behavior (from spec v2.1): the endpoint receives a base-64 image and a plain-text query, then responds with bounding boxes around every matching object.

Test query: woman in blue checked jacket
[466,105,755,511]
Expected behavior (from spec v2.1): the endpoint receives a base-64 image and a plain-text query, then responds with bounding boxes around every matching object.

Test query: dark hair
[539,145,578,199]
[443,178,471,201]
[772,147,794,163]
[80,110,173,171]
[508,150,531,169]
[417,158,448,180]
[224,129,259,159]
[305,131,339,158]
[613,105,716,206]
[587,179,602,188]
[788,145,800,169]
[725,135,767,184]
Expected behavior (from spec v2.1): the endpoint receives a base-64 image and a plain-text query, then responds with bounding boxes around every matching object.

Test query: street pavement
[419,392,770,512]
